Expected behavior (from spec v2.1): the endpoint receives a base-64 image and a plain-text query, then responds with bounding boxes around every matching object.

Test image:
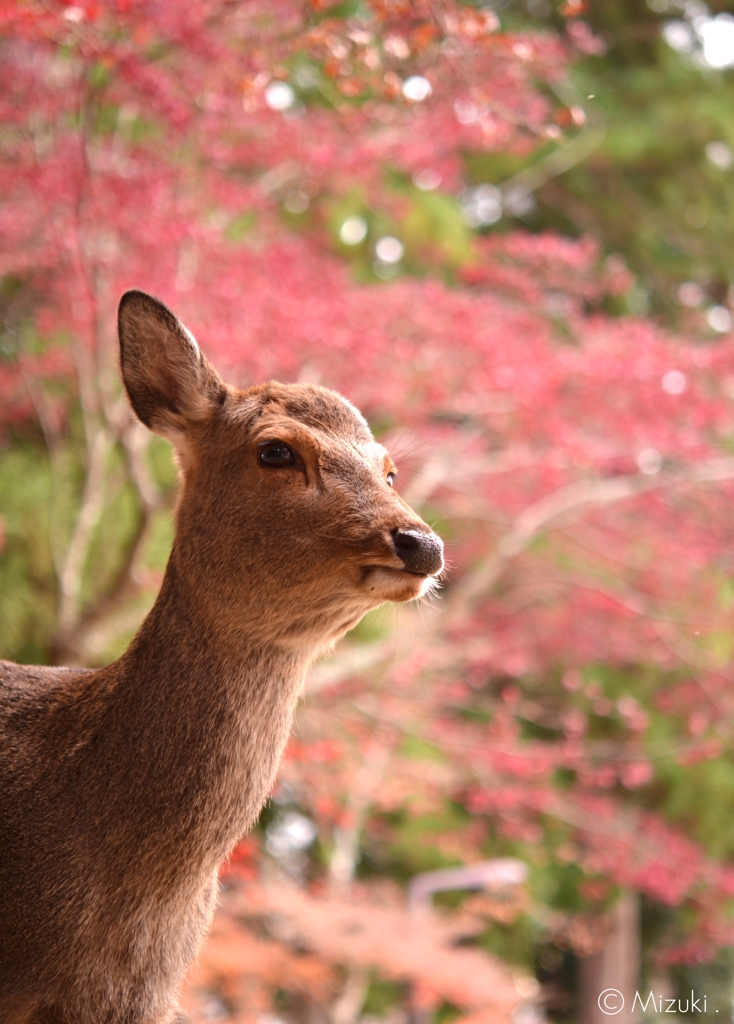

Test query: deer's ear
[118,290,225,440]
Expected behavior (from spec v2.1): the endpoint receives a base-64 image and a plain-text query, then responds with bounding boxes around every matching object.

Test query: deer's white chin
[363,566,435,603]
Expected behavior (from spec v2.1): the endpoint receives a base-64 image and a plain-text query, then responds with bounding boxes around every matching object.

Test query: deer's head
[119,291,444,653]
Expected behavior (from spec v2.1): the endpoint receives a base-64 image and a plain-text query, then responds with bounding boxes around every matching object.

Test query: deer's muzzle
[392,529,444,577]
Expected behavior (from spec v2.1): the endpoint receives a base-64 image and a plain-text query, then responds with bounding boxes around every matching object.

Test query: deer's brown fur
[0,291,443,1024]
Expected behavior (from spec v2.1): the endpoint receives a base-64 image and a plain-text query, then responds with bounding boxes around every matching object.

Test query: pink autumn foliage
[3,0,734,983]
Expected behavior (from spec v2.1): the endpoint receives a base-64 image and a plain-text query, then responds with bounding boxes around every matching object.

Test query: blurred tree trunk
[578,891,640,1024]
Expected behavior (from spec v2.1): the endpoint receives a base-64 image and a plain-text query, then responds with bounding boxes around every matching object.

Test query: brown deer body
[0,292,444,1024]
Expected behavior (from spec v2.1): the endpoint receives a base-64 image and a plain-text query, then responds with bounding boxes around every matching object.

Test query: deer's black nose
[392,529,444,577]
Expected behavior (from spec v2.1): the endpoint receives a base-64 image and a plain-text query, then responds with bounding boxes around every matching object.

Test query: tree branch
[445,456,734,623]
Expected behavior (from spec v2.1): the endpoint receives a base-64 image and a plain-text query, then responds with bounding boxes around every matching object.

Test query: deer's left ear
[118,290,226,442]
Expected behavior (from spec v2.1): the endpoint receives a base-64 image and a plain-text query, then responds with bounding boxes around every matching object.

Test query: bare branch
[329,740,391,894]
[52,425,113,655]
[445,456,734,622]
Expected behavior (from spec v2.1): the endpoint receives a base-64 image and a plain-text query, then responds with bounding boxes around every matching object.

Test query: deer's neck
[101,558,306,874]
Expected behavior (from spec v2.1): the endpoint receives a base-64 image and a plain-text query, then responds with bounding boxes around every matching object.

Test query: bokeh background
[4,1,734,1021]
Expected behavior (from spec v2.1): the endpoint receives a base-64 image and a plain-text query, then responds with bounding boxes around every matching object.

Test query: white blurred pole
[407,858,529,915]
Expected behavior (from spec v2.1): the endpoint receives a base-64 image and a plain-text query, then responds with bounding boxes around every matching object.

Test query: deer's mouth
[361,564,437,602]
[363,563,432,579]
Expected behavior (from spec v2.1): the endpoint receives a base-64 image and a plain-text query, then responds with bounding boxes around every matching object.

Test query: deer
[0,290,444,1024]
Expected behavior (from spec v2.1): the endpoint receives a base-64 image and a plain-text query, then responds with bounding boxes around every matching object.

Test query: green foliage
[226,211,258,243]
[378,805,473,879]
[671,949,734,1022]
[398,734,447,762]
[493,0,734,322]
[478,912,543,969]
[361,974,406,1017]
[653,753,734,861]
[0,441,56,662]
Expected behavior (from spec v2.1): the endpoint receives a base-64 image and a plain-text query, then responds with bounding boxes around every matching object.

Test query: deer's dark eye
[387,471,397,488]
[259,441,295,467]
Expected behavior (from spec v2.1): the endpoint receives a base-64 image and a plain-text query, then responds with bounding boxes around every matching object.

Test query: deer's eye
[259,441,295,467]
[387,471,397,488]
